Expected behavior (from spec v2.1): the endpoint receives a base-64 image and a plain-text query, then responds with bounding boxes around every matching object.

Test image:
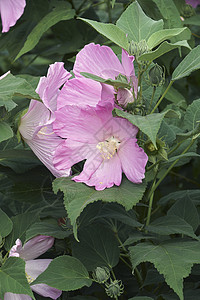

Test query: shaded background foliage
[0,0,200,299]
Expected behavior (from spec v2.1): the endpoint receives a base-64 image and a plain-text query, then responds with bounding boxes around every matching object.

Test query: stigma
[96,136,121,160]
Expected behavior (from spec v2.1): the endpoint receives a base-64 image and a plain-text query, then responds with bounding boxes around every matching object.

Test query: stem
[148,139,195,199]
[150,80,174,114]
[147,86,156,113]
[107,0,112,23]
[146,178,156,226]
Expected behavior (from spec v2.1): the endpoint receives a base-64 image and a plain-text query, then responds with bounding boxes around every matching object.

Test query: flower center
[96,136,121,160]
[26,272,34,284]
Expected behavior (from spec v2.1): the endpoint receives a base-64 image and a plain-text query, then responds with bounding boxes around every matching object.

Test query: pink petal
[9,236,54,260]
[73,43,123,79]
[54,104,111,142]
[74,154,122,190]
[57,77,102,109]
[117,88,134,106]
[0,0,26,33]
[19,101,51,140]
[36,62,71,112]
[186,0,200,7]
[31,284,62,300]
[54,139,96,170]
[119,139,148,183]
[4,293,31,300]
[121,49,135,77]
[24,124,71,177]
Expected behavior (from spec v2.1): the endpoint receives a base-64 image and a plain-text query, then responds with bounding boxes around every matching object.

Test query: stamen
[26,272,34,284]
[96,136,121,160]
[38,126,54,136]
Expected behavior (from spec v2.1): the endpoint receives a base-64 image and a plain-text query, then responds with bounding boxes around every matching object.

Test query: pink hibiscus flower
[53,104,148,190]
[186,0,200,7]
[19,62,71,177]
[73,43,138,107]
[4,235,62,300]
[0,0,26,33]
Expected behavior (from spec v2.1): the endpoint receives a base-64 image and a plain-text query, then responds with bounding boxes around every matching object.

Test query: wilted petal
[0,0,26,33]
[4,293,31,300]
[9,236,54,261]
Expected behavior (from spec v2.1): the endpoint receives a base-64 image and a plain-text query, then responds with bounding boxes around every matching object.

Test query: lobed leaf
[116,1,163,43]
[0,208,13,238]
[53,177,146,240]
[129,239,200,300]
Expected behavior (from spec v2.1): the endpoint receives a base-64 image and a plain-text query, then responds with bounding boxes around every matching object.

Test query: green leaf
[166,152,200,163]
[80,72,131,89]
[172,45,200,81]
[0,73,41,111]
[72,224,120,271]
[176,124,200,142]
[0,122,13,143]
[116,1,163,42]
[0,150,41,173]
[147,27,191,49]
[163,85,187,109]
[168,197,199,232]
[159,190,200,207]
[113,108,179,148]
[146,215,199,240]
[0,208,13,238]
[26,222,71,241]
[78,18,129,51]
[183,15,200,26]
[53,177,146,240]
[129,297,154,300]
[15,4,75,60]
[4,212,39,251]
[32,255,92,291]
[139,40,191,62]
[184,98,200,131]
[151,0,182,29]
[129,239,200,300]
[0,257,35,299]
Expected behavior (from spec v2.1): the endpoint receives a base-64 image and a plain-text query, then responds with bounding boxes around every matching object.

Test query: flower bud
[129,39,149,59]
[181,4,195,18]
[105,280,124,298]
[93,266,110,283]
[148,63,165,87]
[116,74,128,84]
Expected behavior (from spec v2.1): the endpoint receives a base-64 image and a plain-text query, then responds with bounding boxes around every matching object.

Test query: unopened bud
[93,266,110,283]
[148,63,165,87]
[105,280,124,298]
[129,40,149,58]
[181,4,195,18]
[116,74,128,84]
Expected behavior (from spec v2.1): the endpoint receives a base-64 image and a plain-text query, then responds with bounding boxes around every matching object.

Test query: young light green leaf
[146,215,199,240]
[53,177,146,240]
[172,45,200,80]
[0,257,35,300]
[32,255,92,291]
[129,240,200,300]
[139,40,191,62]
[0,208,13,238]
[0,122,13,143]
[113,108,179,148]
[80,72,131,88]
[78,18,129,51]
[147,27,191,49]
[116,1,163,42]
[72,224,120,271]
[0,73,41,111]
[15,4,75,60]
[152,0,182,28]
